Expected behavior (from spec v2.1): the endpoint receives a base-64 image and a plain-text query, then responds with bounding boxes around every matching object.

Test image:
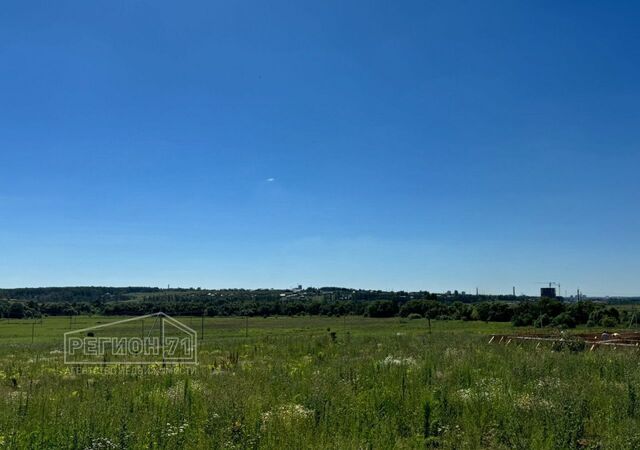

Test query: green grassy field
[0,316,638,449]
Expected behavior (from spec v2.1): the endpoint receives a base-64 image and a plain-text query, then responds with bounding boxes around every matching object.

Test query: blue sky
[1,1,639,295]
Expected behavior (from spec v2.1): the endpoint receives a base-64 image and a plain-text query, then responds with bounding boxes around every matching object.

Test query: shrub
[552,312,576,329]
[534,314,550,328]
[366,300,398,318]
[566,339,586,352]
[512,313,535,327]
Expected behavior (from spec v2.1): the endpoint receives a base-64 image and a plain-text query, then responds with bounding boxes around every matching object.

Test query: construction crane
[536,281,560,288]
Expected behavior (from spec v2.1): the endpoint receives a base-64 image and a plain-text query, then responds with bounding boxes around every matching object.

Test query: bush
[601,316,618,328]
[534,314,550,328]
[8,302,26,319]
[566,339,587,352]
[512,313,535,327]
[552,312,576,329]
[366,300,398,318]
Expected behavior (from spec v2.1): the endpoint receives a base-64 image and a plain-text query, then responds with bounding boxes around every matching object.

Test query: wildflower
[515,393,554,412]
[456,378,504,402]
[261,404,314,430]
[379,355,417,367]
[456,388,473,401]
[6,391,26,403]
[84,437,117,450]
[443,348,464,360]
[534,377,562,391]
[163,420,189,438]
[165,380,205,402]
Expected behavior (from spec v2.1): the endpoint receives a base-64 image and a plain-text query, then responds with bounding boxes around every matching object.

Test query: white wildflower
[165,380,205,402]
[515,393,554,412]
[261,404,314,430]
[163,420,189,438]
[84,437,117,450]
[6,391,27,403]
[379,355,417,367]
[456,378,504,402]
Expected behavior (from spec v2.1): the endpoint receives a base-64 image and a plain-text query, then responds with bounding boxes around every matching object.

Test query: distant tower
[512,286,516,296]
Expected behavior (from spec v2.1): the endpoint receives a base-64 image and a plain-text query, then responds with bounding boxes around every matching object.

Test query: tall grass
[0,317,638,449]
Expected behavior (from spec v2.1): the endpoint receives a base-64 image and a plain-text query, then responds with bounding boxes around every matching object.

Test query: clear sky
[1,1,639,296]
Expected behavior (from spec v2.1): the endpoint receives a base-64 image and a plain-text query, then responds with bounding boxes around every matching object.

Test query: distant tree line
[370,298,628,328]
[0,286,530,304]
[0,290,631,328]
[0,287,159,303]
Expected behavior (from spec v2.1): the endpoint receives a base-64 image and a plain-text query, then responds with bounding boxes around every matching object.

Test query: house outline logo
[63,312,198,365]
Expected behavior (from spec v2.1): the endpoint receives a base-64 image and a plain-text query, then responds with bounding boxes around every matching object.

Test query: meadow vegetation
[1,316,639,449]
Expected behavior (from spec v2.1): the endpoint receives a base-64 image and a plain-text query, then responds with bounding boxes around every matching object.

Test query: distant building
[541,287,557,298]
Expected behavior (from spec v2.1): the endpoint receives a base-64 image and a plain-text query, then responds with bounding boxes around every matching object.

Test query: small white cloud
[266,177,275,182]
